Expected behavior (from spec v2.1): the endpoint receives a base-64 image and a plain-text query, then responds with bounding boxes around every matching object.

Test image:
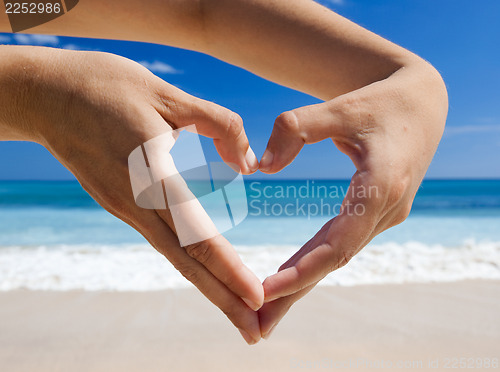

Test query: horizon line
[1,178,500,182]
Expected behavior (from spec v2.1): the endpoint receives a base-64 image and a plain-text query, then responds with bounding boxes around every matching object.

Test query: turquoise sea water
[0,179,499,290]
[1,179,499,246]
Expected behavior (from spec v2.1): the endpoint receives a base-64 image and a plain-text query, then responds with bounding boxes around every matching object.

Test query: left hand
[0,47,264,344]
[257,60,448,338]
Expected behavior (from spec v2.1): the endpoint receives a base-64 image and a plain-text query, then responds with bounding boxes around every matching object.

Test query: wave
[0,241,499,291]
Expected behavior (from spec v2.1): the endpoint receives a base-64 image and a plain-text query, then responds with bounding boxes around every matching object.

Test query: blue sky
[0,0,499,180]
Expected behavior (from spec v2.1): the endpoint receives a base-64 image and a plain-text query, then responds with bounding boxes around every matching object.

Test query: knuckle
[275,111,302,139]
[323,243,353,273]
[362,187,386,214]
[220,305,239,322]
[325,252,349,273]
[335,95,363,128]
[175,262,201,284]
[348,173,385,214]
[184,239,213,265]
[359,172,411,213]
[337,95,358,114]
[219,268,237,290]
[223,111,244,139]
[339,249,355,269]
[394,202,413,226]
[386,177,411,208]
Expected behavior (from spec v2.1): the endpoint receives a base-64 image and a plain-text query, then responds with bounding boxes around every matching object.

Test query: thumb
[259,100,345,174]
[157,89,258,175]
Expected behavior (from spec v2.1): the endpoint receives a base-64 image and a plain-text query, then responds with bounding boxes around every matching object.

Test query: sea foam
[0,240,499,291]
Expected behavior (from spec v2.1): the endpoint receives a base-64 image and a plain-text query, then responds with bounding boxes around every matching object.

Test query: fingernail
[245,147,259,173]
[242,297,261,311]
[259,150,274,171]
[227,162,241,173]
[263,323,278,340]
[238,329,257,345]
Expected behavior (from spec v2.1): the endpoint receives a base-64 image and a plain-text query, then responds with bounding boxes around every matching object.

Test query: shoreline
[0,280,499,371]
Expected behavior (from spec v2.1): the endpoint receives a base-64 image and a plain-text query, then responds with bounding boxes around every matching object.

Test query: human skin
[0,0,448,343]
[0,45,265,345]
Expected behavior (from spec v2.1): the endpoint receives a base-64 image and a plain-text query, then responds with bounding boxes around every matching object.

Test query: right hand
[3,46,263,344]
[257,60,447,338]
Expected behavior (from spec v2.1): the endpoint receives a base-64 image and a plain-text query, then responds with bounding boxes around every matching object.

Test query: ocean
[1,179,499,291]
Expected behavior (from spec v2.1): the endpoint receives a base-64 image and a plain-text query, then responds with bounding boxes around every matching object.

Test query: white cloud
[0,34,12,43]
[316,0,345,7]
[13,34,59,46]
[59,43,101,52]
[61,43,84,50]
[445,124,500,136]
[139,61,181,74]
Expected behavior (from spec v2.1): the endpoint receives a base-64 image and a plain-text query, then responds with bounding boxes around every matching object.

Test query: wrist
[0,45,49,142]
[0,46,75,146]
[402,56,449,117]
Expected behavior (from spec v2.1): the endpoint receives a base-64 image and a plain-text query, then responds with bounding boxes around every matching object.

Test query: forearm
[0,45,74,143]
[1,0,432,101]
[200,0,422,100]
[0,0,205,50]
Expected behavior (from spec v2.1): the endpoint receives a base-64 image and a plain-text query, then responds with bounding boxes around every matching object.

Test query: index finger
[157,208,264,311]
[128,125,264,310]
[132,208,262,344]
[154,86,258,174]
[262,172,383,302]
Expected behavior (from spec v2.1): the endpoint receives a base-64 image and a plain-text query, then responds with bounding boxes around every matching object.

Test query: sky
[0,0,499,180]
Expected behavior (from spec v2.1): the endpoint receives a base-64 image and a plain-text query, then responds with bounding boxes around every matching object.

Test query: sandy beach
[0,280,499,372]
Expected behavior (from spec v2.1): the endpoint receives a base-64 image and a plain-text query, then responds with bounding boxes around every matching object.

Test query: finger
[129,112,264,311]
[259,282,318,339]
[260,201,408,327]
[258,221,329,337]
[135,208,262,344]
[276,219,334,273]
[154,86,258,174]
[87,165,262,344]
[263,172,382,302]
[259,100,346,174]
[156,208,264,311]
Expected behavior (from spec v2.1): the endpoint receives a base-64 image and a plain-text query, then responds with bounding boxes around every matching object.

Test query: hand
[4,46,264,344]
[258,60,448,338]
